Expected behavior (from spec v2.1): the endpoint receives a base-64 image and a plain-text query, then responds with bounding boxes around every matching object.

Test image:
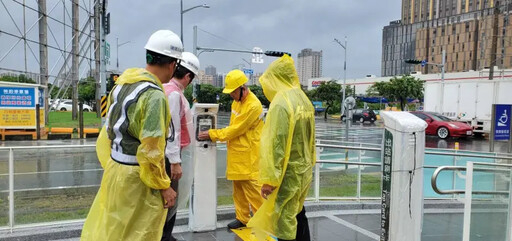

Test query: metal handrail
[431,166,510,195]
[426,150,512,160]
[0,144,95,150]
[316,143,382,152]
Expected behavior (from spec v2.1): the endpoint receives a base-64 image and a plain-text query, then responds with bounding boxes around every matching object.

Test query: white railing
[1,143,512,231]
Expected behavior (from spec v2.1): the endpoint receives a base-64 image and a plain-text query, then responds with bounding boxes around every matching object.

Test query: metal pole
[116,37,119,72]
[38,0,49,124]
[357,143,362,200]
[36,104,41,140]
[193,25,197,56]
[440,49,446,114]
[490,104,496,152]
[79,102,84,138]
[180,0,183,44]
[23,0,27,73]
[344,37,349,143]
[72,0,79,120]
[508,109,512,153]
[99,0,107,125]
[94,1,101,118]
[192,25,198,100]
[315,141,320,202]
[8,148,14,231]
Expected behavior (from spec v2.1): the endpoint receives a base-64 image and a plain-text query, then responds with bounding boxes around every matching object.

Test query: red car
[410,111,473,139]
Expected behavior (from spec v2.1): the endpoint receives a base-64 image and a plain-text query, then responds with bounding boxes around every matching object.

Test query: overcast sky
[1,0,401,80]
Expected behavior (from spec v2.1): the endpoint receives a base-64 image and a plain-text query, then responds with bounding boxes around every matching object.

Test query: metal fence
[1,143,512,231]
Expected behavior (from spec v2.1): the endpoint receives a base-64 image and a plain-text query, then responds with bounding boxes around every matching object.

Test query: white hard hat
[180,52,200,76]
[144,30,183,60]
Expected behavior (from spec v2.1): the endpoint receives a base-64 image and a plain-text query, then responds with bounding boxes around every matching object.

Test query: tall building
[382,0,512,76]
[205,65,217,76]
[297,49,323,86]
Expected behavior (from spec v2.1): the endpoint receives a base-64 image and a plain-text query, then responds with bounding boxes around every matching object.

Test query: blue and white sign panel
[0,86,36,108]
[494,104,512,141]
[243,68,254,75]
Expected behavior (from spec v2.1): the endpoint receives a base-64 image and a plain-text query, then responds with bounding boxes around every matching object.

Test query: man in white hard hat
[161,52,200,241]
[81,30,183,241]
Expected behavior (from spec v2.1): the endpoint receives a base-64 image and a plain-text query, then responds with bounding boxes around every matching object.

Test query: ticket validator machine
[189,103,219,232]
[379,111,427,241]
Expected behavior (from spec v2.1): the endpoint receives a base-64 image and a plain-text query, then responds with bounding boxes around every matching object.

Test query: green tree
[78,77,96,104]
[196,84,220,103]
[0,74,36,84]
[370,75,423,111]
[184,85,193,105]
[248,85,270,108]
[313,81,342,119]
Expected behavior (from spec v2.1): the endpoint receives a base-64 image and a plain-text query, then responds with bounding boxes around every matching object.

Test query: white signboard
[252,47,264,64]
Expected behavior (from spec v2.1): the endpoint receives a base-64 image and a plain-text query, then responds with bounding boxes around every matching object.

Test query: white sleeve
[165,91,182,164]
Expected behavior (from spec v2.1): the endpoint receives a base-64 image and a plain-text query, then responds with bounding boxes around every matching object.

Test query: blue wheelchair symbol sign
[494,104,512,141]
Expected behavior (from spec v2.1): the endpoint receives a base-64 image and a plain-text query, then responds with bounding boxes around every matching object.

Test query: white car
[52,100,93,112]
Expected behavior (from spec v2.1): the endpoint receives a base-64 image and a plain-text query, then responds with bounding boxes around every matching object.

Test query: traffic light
[264,51,291,57]
[404,59,423,64]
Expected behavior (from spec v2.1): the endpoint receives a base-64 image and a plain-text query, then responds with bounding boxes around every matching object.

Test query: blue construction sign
[494,104,512,141]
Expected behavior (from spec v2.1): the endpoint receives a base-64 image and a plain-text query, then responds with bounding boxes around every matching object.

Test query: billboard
[0,85,44,129]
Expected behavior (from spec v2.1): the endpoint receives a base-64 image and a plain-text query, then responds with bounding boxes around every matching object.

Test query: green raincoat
[81,68,171,241]
[247,55,316,240]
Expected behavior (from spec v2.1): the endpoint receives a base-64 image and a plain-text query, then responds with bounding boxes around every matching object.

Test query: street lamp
[181,0,209,45]
[116,37,130,72]
[334,37,347,117]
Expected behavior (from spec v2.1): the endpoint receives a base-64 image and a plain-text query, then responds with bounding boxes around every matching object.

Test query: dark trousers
[278,206,310,241]
[161,159,179,241]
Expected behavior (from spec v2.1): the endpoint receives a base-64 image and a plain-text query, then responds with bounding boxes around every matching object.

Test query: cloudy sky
[1,0,401,80]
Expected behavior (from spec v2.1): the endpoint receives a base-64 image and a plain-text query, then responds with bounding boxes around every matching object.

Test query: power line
[9,0,94,39]
[197,27,252,51]
[0,29,95,63]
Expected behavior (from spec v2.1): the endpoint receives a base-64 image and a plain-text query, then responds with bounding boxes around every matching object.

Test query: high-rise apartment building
[382,0,512,76]
[297,49,323,86]
[205,65,217,76]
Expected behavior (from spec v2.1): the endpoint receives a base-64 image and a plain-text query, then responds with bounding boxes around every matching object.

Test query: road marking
[326,215,380,240]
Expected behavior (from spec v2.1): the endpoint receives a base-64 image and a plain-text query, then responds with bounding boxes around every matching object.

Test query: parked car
[341,109,377,123]
[52,100,93,112]
[410,111,473,139]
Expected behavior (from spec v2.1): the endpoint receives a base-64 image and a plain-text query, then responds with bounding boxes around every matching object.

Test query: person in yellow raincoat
[198,69,265,229]
[247,55,316,241]
[80,30,183,241]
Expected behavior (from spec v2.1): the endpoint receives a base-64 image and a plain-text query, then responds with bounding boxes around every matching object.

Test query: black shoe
[227,219,246,229]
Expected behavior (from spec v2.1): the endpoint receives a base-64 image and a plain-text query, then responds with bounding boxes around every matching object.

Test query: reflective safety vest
[106,81,163,165]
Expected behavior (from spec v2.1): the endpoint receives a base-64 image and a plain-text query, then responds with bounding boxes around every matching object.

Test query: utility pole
[38,0,48,124]
[99,0,107,125]
[94,1,101,118]
[72,0,79,120]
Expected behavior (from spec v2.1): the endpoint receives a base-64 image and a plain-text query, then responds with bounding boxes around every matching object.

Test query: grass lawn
[48,111,102,129]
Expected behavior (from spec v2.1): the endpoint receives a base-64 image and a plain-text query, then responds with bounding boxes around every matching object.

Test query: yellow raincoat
[208,90,263,180]
[247,55,316,240]
[81,68,171,241]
